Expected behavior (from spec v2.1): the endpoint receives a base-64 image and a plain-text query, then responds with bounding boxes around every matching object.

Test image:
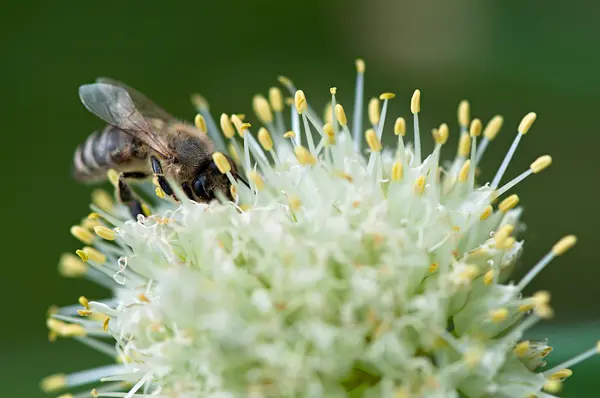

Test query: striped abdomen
[73,125,148,182]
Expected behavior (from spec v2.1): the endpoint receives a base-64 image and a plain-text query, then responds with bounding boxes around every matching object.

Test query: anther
[368,98,380,126]
[414,176,426,195]
[499,194,520,212]
[79,296,90,309]
[530,155,552,173]
[269,87,284,112]
[480,205,493,220]
[335,104,347,126]
[365,129,382,152]
[494,224,515,248]
[411,89,421,114]
[518,112,537,134]
[82,247,106,264]
[323,123,335,145]
[94,226,116,241]
[155,186,165,199]
[330,87,337,95]
[434,123,449,145]
[458,133,471,157]
[248,171,265,191]
[394,117,406,136]
[379,92,395,100]
[458,160,471,182]
[59,253,87,278]
[355,58,365,73]
[219,113,236,138]
[391,161,403,181]
[284,131,296,139]
[552,235,577,256]
[549,369,573,380]
[70,226,94,245]
[483,269,495,285]
[483,115,503,140]
[194,114,207,133]
[489,308,509,323]
[294,90,307,114]
[258,127,274,151]
[40,374,67,392]
[252,95,273,124]
[458,100,470,129]
[295,146,317,166]
[91,189,114,213]
[106,169,119,187]
[513,341,530,357]
[212,152,232,174]
[469,118,482,137]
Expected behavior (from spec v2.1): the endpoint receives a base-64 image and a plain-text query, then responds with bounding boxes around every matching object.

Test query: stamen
[475,115,503,164]
[489,308,509,323]
[294,90,307,114]
[496,155,552,196]
[458,133,471,158]
[494,224,515,248]
[219,114,236,139]
[368,98,380,127]
[411,89,422,164]
[516,235,577,291]
[83,247,106,264]
[394,117,406,137]
[295,146,316,166]
[513,340,530,357]
[247,171,265,191]
[252,95,273,124]
[352,59,365,152]
[258,127,273,151]
[212,152,232,174]
[458,100,470,133]
[335,104,348,127]
[194,114,207,134]
[391,161,403,181]
[491,112,537,188]
[91,189,114,213]
[40,373,66,392]
[323,123,335,145]
[414,176,426,195]
[433,123,449,145]
[543,342,599,376]
[458,160,471,183]
[375,92,394,140]
[59,253,88,278]
[548,369,573,380]
[70,226,94,245]
[499,194,520,213]
[480,205,493,220]
[483,269,495,285]
[94,226,116,241]
[268,87,284,112]
[365,129,382,152]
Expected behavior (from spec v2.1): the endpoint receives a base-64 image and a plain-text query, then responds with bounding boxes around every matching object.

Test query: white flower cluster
[43,60,597,398]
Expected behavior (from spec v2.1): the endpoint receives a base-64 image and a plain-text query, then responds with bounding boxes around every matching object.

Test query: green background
[2,0,599,396]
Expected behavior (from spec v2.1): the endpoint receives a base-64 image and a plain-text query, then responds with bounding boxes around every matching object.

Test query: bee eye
[192,176,208,198]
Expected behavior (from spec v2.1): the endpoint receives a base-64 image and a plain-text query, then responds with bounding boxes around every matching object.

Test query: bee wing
[79,83,175,159]
[95,77,175,121]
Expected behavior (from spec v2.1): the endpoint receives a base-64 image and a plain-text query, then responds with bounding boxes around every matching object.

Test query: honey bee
[74,78,244,218]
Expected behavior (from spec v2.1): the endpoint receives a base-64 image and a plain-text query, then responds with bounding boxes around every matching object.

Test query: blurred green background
[1,0,599,396]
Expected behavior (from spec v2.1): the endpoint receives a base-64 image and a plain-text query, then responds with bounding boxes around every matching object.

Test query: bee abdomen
[73,126,147,182]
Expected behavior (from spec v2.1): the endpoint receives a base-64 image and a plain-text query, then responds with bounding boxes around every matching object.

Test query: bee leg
[150,156,176,200]
[116,173,146,219]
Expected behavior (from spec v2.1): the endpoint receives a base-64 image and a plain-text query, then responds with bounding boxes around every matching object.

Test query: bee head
[187,155,247,202]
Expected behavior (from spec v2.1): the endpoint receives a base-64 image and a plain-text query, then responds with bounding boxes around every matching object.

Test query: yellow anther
[219,113,235,138]
[458,133,471,157]
[75,249,88,262]
[91,189,114,213]
[40,373,67,392]
[458,100,470,128]
[513,341,530,357]
[494,224,515,248]
[227,143,240,165]
[379,92,396,100]
[530,155,552,173]
[285,97,293,106]
[533,290,551,305]
[335,104,347,126]
[543,380,562,394]
[330,87,337,95]
[536,303,554,319]
[288,195,301,212]
[141,203,151,217]
[82,218,101,230]
[549,369,573,380]
[231,114,250,137]
[365,128,382,152]
[229,184,237,200]
[248,171,265,191]
[460,264,479,282]
[107,169,119,187]
[103,316,110,332]
[257,127,273,151]
[77,309,91,317]
[483,115,503,140]
[480,205,493,220]
[489,308,509,323]
[190,93,208,110]
[323,122,335,145]
[277,75,293,87]
[394,117,406,136]
[155,186,165,199]
[87,212,100,220]
[552,234,577,255]
[94,225,116,241]
[499,194,520,212]
[414,176,426,195]
[82,247,106,264]
[91,389,99,398]
[391,161,403,181]
[434,123,449,144]
[458,160,471,182]
[59,253,87,278]
[500,236,516,249]
[294,90,307,114]
[252,95,273,124]
[295,146,317,166]
[368,98,380,125]
[483,269,495,285]
[212,152,232,174]
[70,225,94,245]
[410,89,421,114]
[194,114,207,134]
[78,296,89,309]
[355,58,365,73]
[518,112,537,134]
[284,131,296,139]
[268,87,284,112]
[518,303,535,312]
[469,118,482,137]
[428,263,439,273]
[324,103,333,123]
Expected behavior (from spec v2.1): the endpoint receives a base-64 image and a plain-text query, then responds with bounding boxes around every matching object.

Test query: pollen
[489,308,509,323]
[368,98,380,126]
[458,100,470,128]
[295,146,317,166]
[335,104,347,126]
[294,90,307,114]
[78,295,89,309]
[458,133,471,157]
[494,224,515,248]
[94,225,116,241]
[394,117,406,136]
[248,171,265,191]
[258,127,274,151]
[365,128,382,152]
[219,113,236,139]
[268,87,284,112]
[480,205,493,220]
[103,316,110,332]
[323,123,335,145]
[70,225,94,245]
[212,152,232,174]
[391,161,403,181]
[484,115,504,140]
[414,176,426,195]
[552,234,577,255]
[75,249,88,262]
[530,155,552,173]
[469,118,482,137]
[410,89,421,114]
[458,160,471,182]
[434,123,449,144]
[519,112,537,134]
[82,247,106,264]
[194,114,207,134]
[40,373,67,392]
[499,194,520,212]
[59,253,87,278]
[379,92,395,100]
[252,94,273,123]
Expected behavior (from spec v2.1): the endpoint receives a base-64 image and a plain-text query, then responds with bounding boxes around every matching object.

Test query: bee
[74,78,244,218]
